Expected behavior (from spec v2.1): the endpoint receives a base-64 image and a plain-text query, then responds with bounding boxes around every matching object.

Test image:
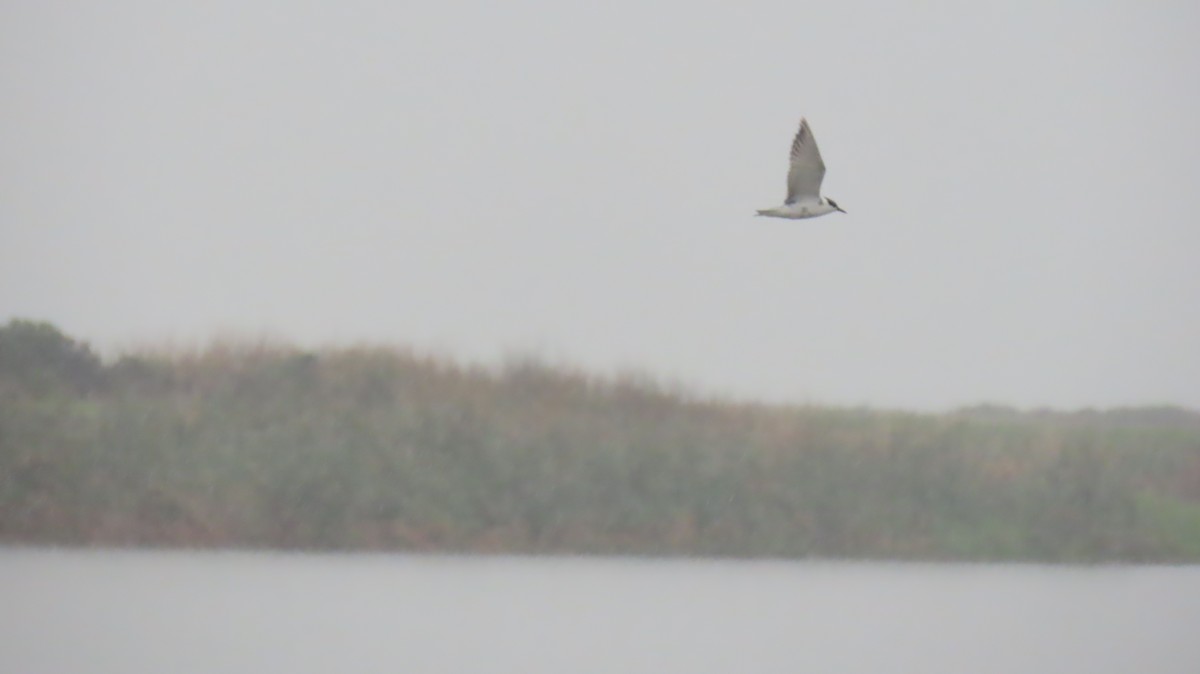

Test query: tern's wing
[784,118,826,204]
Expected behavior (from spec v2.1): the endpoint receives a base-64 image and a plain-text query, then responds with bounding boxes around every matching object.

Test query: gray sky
[3,1,1198,411]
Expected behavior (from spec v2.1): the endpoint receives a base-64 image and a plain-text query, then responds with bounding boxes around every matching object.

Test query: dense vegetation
[2,319,1199,562]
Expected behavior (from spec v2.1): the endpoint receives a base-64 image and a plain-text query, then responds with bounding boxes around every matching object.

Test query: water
[3,548,1198,673]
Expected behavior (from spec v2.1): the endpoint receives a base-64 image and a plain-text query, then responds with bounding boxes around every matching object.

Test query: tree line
[2,318,1198,561]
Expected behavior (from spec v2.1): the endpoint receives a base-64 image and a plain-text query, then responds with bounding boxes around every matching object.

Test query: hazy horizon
[3,2,1199,411]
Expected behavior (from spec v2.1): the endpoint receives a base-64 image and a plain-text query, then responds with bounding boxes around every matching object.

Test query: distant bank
[2,319,1199,562]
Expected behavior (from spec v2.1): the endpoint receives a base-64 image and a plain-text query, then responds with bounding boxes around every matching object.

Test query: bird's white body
[756,117,845,220]
[756,198,840,219]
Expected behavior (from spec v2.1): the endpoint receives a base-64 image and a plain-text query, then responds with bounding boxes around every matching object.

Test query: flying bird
[756,118,846,219]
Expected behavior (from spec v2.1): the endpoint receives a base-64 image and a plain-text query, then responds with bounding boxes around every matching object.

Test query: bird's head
[824,197,846,214]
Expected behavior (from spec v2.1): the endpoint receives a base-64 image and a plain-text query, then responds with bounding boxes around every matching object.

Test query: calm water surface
[3,548,1198,673]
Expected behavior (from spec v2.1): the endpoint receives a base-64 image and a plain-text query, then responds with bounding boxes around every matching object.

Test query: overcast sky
[2,1,1198,411]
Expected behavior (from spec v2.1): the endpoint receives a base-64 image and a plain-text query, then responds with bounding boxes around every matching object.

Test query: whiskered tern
[756,118,845,219]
